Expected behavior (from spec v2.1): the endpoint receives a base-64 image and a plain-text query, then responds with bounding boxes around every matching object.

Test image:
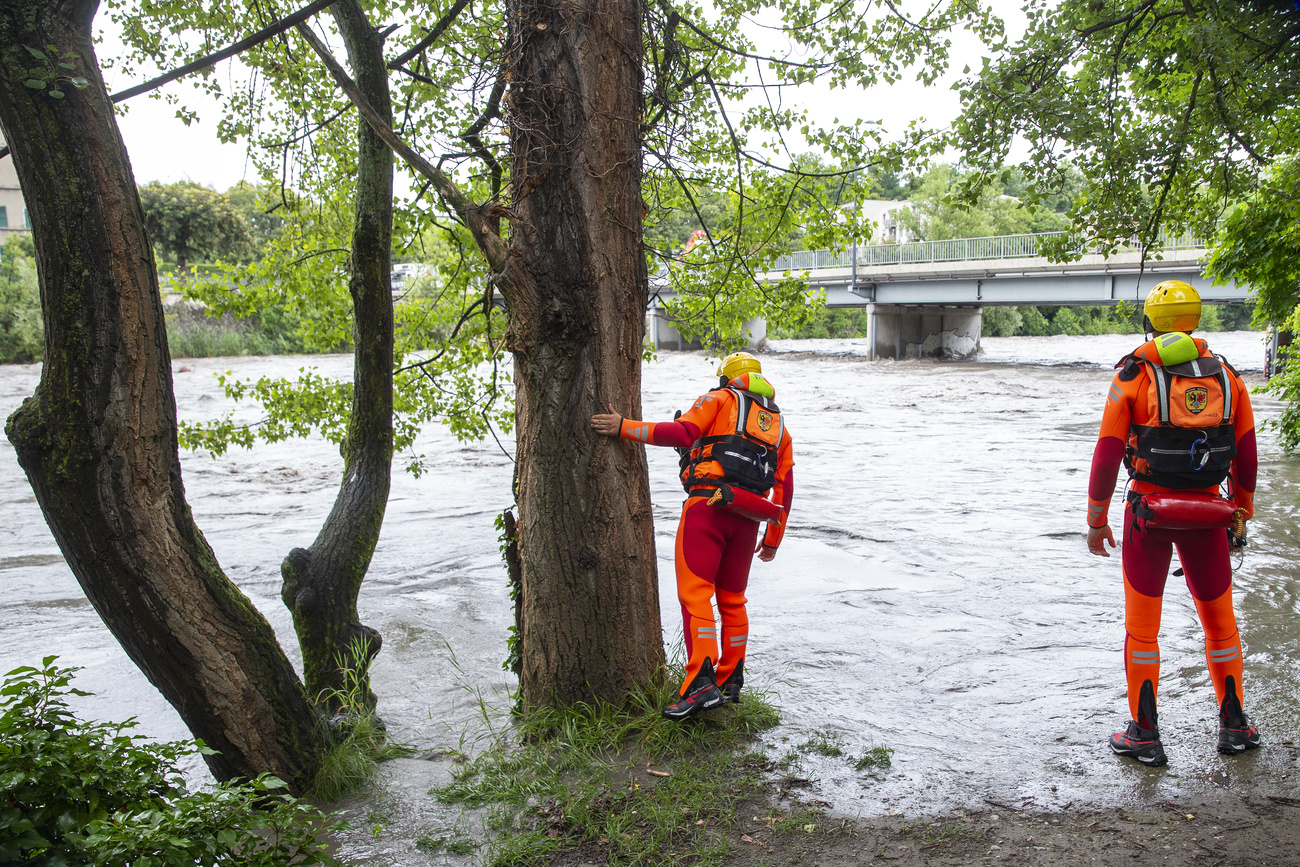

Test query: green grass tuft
[309,638,411,801]
[855,745,894,770]
[433,669,782,867]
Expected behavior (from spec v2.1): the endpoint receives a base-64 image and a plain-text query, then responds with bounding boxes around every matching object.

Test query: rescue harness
[679,387,783,495]
[1124,352,1237,490]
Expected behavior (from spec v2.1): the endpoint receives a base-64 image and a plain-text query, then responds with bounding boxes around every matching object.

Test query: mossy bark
[0,0,324,791]
[504,0,666,708]
[280,0,394,709]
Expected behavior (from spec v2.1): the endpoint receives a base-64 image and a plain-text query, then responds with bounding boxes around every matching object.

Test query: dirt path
[727,791,1300,866]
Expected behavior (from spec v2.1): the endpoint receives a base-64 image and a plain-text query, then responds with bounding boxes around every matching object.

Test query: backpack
[679,388,783,494]
[1123,339,1237,489]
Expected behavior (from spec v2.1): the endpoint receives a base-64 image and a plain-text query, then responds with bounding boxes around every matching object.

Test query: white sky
[94,1,1026,191]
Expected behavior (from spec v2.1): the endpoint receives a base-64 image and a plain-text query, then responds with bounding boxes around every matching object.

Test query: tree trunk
[505,0,665,708]
[280,0,394,709]
[0,0,324,791]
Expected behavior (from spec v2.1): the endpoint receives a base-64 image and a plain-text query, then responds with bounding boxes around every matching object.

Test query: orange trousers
[675,497,759,695]
[1121,506,1244,724]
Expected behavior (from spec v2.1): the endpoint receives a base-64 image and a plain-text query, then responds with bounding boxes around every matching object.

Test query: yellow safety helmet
[1143,280,1201,333]
[717,351,762,380]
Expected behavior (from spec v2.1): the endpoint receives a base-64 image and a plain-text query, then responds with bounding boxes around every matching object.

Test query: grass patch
[855,745,894,770]
[433,670,782,866]
[799,730,846,758]
[901,818,984,849]
[164,305,308,359]
[310,640,412,802]
[415,833,477,855]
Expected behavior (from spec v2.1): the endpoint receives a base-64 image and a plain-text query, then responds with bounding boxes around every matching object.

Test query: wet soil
[725,792,1300,867]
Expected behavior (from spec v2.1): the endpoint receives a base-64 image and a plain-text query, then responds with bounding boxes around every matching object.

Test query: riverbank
[3,333,1296,865]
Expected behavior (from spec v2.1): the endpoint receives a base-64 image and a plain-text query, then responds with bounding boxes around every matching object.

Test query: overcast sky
[95,2,1025,191]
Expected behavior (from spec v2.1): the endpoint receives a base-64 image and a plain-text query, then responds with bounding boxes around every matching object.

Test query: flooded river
[2,331,1297,862]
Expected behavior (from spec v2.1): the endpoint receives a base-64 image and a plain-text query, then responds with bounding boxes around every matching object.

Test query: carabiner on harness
[1189,434,1210,470]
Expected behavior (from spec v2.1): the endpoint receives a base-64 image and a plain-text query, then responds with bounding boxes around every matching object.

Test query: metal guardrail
[771,230,1208,272]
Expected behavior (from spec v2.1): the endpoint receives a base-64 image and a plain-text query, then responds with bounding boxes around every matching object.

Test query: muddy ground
[725,792,1300,866]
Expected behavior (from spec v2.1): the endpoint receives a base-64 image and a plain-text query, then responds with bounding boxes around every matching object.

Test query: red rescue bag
[1132,492,1237,531]
[705,483,784,523]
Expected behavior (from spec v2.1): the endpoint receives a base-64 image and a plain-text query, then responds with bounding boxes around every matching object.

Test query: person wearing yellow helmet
[591,351,795,719]
[1087,280,1261,765]
[1141,279,1203,334]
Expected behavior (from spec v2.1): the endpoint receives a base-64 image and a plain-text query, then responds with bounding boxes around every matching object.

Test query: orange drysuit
[1087,336,1256,727]
[619,375,795,696]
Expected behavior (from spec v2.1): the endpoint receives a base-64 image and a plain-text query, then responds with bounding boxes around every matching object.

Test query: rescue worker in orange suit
[591,352,794,719]
[1087,281,1260,766]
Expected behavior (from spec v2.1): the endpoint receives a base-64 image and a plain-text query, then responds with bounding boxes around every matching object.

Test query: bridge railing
[771,230,1207,272]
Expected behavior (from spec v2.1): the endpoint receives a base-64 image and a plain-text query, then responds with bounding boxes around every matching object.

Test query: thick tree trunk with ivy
[504,0,666,708]
[0,0,324,790]
[280,0,394,710]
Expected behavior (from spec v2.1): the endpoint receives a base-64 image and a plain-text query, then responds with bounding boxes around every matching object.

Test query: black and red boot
[663,658,724,720]
[720,659,744,704]
[1217,675,1262,755]
[1109,680,1167,766]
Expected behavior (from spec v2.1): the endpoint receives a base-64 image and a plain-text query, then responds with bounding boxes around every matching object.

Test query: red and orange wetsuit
[1087,337,1257,726]
[618,375,795,696]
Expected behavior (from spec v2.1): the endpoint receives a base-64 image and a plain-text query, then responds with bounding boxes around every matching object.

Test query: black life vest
[679,387,783,494]
[1124,352,1237,490]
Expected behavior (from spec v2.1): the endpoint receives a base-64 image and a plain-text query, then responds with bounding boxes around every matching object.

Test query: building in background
[860,199,913,245]
[0,136,31,243]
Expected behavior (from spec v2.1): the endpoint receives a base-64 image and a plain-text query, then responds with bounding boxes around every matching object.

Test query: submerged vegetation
[310,640,410,802]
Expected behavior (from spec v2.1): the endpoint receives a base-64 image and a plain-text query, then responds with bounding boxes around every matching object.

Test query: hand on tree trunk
[591,403,623,437]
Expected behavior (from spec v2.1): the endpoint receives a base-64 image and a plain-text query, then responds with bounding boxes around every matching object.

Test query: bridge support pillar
[868,305,982,360]
[646,310,767,352]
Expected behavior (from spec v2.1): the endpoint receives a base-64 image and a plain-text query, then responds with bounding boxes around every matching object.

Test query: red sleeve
[1233,429,1257,518]
[1088,369,1135,528]
[762,431,795,549]
[1087,437,1125,528]
[618,417,700,448]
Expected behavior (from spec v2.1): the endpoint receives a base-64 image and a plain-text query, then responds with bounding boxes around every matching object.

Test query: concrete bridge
[648,231,1252,360]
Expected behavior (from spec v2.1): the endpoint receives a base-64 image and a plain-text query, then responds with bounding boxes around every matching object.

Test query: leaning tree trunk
[0,0,324,790]
[505,0,666,708]
[280,0,394,709]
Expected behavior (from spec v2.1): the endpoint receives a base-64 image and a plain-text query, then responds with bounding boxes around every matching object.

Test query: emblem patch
[1186,387,1209,414]
[756,410,773,432]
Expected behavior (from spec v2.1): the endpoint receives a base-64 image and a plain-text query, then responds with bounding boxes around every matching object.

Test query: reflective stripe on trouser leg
[1123,574,1163,725]
[715,587,749,686]
[677,582,718,695]
[1194,585,1244,707]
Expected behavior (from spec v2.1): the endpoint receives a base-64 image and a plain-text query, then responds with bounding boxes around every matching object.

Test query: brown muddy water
[1,332,1297,864]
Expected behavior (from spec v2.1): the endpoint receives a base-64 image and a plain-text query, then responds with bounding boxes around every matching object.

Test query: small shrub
[0,658,343,865]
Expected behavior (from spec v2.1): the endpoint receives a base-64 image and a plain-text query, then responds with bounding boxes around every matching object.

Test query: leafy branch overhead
[107,0,1006,458]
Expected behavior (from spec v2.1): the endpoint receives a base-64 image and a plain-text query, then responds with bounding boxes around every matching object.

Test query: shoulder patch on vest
[1118,357,1142,382]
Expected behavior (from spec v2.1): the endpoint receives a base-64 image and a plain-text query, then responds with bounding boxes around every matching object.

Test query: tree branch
[0,0,336,161]
[111,0,337,103]
[387,0,473,69]
[461,70,506,200]
[294,21,509,273]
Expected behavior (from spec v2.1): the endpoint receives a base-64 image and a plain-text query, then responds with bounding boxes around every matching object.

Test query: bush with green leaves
[0,235,42,365]
[0,658,343,866]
